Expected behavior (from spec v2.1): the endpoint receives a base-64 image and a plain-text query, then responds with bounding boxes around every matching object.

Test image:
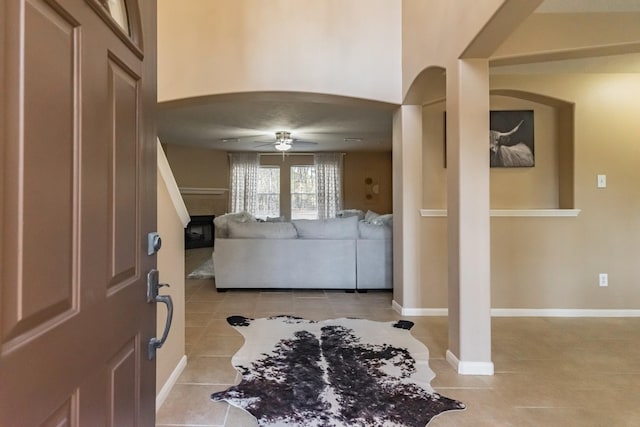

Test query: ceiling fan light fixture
[274,141,292,151]
[275,131,292,144]
[274,131,293,151]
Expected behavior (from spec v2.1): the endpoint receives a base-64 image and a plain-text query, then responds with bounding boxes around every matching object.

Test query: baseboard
[391,303,640,317]
[156,355,187,411]
[391,300,402,314]
[391,300,447,316]
[491,308,640,317]
[446,350,494,376]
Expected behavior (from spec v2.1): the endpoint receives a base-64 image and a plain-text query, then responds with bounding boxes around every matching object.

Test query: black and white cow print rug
[211,315,464,427]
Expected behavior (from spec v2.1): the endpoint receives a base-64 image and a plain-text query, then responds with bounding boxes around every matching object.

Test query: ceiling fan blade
[292,141,318,147]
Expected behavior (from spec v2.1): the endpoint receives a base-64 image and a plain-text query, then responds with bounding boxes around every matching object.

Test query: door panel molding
[42,391,79,427]
[2,0,81,351]
[107,54,140,294]
[107,336,139,427]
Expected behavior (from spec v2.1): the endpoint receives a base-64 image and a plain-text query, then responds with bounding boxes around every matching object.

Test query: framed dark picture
[490,110,534,168]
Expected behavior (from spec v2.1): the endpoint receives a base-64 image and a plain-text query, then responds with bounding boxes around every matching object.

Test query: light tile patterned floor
[157,248,640,426]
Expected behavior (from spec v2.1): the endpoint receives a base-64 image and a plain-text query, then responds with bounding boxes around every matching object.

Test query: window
[255,167,280,219]
[291,166,318,219]
[100,0,131,35]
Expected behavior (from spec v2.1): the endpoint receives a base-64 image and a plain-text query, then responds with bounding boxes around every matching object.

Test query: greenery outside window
[291,166,318,219]
[255,166,280,219]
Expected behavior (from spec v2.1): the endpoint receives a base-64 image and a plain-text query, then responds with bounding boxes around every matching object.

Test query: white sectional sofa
[212,215,392,291]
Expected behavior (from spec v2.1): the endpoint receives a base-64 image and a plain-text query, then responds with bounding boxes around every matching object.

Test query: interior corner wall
[343,152,393,214]
[163,144,229,216]
[156,170,186,399]
[422,104,447,209]
[419,72,640,310]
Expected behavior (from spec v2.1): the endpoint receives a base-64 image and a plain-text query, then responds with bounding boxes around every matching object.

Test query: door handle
[147,269,173,360]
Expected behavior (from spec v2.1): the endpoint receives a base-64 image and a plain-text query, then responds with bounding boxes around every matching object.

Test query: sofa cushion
[358,220,392,239]
[227,221,298,239]
[293,216,359,239]
[214,212,257,238]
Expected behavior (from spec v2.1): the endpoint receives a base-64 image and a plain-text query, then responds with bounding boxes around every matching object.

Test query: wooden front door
[0,0,157,425]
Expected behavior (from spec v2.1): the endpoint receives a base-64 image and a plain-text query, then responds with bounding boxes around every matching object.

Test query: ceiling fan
[254,131,318,152]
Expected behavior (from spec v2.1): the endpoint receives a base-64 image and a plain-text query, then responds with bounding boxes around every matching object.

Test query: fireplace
[185,215,215,249]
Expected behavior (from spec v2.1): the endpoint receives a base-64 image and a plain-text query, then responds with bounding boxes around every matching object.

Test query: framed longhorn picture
[489,110,535,168]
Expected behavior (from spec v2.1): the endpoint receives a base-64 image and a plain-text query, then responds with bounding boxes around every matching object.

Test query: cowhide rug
[211,315,464,427]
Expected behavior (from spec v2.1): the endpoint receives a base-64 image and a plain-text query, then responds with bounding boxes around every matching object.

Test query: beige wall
[493,13,640,63]
[423,95,564,209]
[401,0,506,97]
[344,152,392,214]
[164,146,393,217]
[492,73,640,309]
[163,144,229,216]
[419,72,640,309]
[156,169,186,398]
[158,0,401,103]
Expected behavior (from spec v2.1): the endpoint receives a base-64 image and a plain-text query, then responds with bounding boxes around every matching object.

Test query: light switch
[597,174,606,188]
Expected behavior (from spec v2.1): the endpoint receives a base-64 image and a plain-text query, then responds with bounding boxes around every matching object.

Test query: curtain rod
[227,152,347,157]
[258,152,346,156]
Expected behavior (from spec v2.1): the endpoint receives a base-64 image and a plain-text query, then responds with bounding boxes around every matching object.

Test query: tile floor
[156,248,640,427]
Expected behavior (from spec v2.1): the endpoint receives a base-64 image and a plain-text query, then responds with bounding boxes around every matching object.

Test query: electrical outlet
[599,273,608,287]
[597,174,607,188]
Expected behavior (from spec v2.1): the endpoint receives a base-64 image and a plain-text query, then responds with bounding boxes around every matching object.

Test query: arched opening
[391,66,449,310]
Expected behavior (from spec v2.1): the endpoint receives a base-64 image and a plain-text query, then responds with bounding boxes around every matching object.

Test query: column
[445,59,494,375]
[391,105,423,310]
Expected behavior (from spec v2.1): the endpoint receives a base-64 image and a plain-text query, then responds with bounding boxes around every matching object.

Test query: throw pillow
[336,209,365,221]
[370,213,393,226]
[214,212,257,238]
[364,210,380,223]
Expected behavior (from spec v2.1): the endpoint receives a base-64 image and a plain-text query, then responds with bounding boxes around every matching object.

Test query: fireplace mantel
[179,187,228,196]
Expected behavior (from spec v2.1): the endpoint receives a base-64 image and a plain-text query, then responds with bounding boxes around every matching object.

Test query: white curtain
[315,153,343,219]
[229,152,259,213]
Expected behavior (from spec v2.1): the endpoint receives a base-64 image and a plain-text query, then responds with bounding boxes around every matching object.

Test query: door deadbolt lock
[147,232,162,255]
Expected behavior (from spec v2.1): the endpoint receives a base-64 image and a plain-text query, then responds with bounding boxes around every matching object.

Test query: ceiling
[157,93,397,153]
[157,1,640,153]
[535,0,640,13]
